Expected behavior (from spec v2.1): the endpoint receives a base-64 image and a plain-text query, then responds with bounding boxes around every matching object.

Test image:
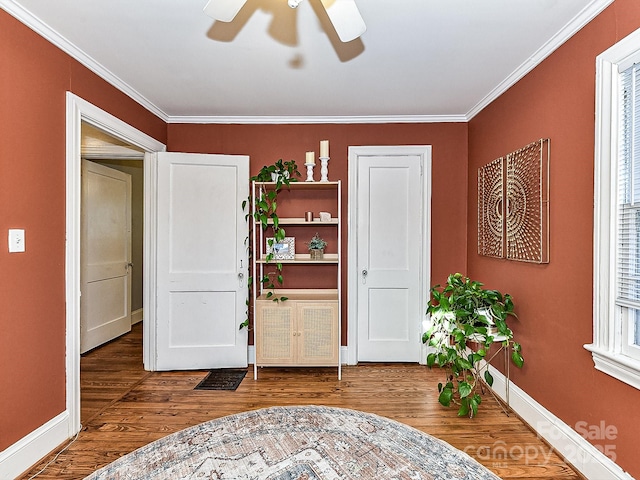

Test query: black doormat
[195,369,247,391]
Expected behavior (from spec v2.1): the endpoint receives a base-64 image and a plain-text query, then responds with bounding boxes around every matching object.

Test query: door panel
[81,160,132,353]
[368,288,409,341]
[357,154,423,362]
[156,152,249,370]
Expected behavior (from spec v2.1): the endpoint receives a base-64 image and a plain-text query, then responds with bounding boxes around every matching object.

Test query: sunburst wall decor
[478,139,550,264]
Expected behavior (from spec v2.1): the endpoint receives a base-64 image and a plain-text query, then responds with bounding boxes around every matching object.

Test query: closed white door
[80,160,132,353]
[155,152,249,370]
[351,147,429,362]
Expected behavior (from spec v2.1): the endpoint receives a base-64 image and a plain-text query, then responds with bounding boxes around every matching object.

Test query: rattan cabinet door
[296,302,339,366]
[255,300,295,365]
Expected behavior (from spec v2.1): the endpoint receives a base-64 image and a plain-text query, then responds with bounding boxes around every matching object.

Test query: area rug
[194,369,247,391]
[84,405,500,479]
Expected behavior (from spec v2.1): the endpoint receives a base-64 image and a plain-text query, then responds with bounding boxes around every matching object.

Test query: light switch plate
[8,229,25,253]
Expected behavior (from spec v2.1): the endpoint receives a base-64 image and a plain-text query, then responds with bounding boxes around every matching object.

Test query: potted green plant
[246,158,300,186]
[423,273,524,417]
[239,160,302,328]
[306,232,327,260]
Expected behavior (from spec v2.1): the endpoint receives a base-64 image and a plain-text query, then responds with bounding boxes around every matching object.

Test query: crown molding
[0,0,169,122]
[466,0,614,120]
[166,114,469,125]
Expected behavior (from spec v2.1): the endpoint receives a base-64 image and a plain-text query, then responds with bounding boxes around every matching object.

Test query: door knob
[362,269,368,277]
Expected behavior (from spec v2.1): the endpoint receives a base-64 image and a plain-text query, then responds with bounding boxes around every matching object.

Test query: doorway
[347,145,432,365]
[80,122,145,353]
[66,93,166,435]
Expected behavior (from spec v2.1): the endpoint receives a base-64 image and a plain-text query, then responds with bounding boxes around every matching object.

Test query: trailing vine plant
[423,273,524,417]
[239,159,301,329]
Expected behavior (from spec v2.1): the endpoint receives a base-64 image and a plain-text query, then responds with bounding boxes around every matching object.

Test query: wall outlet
[8,229,25,253]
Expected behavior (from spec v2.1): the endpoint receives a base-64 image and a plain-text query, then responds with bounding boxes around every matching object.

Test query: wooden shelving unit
[252,181,341,379]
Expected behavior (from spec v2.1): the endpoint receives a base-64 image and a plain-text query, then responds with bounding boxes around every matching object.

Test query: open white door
[351,147,430,362]
[81,160,132,353]
[155,152,249,370]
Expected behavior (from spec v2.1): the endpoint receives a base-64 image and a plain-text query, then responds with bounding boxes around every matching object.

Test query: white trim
[588,26,640,391]
[0,412,69,480]
[65,93,83,437]
[81,144,145,160]
[467,0,614,119]
[131,308,144,325]
[584,344,640,391]
[346,145,431,365]
[166,115,468,125]
[143,151,159,370]
[484,366,634,480]
[66,93,166,442]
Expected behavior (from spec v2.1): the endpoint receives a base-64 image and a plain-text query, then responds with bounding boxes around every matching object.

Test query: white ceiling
[2,0,612,123]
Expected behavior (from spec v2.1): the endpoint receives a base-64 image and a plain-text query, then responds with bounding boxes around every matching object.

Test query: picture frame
[266,237,295,260]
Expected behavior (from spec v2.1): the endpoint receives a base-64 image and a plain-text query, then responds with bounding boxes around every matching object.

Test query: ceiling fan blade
[320,0,366,42]
[203,0,248,22]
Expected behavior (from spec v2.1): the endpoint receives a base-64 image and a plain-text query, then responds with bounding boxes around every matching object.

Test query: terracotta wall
[0,10,165,451]
[468,0,640,476]
[8,0,640,476]
[167,122,470,339]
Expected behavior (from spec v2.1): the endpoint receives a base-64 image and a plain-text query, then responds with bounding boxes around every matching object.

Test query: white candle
[305,151,315,164]
[320,140,329,158]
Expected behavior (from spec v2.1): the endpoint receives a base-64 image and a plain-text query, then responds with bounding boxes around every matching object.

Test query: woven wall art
[478,157,504,258]
[478,138,550,263]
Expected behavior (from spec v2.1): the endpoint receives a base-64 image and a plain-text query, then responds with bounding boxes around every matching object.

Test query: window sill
[584,344,640,390]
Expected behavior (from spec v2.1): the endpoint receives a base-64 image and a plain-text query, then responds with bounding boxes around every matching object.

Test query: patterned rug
[84,405,500,479]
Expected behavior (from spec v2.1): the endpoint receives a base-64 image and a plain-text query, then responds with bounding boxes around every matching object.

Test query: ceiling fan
[203,0,366,42]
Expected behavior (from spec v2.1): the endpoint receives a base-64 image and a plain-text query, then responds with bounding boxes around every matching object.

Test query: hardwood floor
[22,324,583,479]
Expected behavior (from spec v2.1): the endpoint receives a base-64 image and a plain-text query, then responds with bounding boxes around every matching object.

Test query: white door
[155,152,249,370]
[351,147,429,362]
[80,160,132,353]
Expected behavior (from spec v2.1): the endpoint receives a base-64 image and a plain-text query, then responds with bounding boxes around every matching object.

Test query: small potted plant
[267,159,301,185]
[306,232,327,260]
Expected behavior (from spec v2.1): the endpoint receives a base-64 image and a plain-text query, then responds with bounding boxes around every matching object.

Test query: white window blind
[617,63,640,308]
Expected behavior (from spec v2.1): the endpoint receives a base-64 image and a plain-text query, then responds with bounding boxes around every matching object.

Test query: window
[587,27,640,390]
[617,62,640,363]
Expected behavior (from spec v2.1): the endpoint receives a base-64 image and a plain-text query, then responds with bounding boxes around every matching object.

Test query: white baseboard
[486,364,634,480]
[0,411,70,480]
[131,308,143,325]
[340,346,348,365]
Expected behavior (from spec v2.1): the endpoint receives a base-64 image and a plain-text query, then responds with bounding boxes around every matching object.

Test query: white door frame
[66,93,166,435]
[346,145,432,365]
